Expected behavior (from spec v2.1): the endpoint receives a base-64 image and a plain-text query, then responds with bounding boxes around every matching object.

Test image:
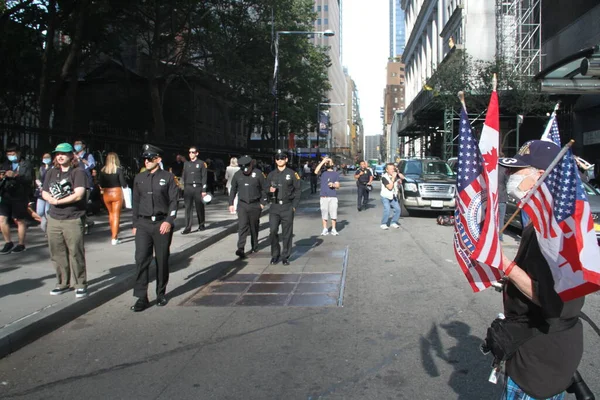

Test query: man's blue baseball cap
[499,140,560,170]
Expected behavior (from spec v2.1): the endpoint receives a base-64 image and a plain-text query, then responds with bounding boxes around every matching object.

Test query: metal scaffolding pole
[443,108,453,161]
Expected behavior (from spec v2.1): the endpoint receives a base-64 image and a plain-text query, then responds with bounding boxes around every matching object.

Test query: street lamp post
[273,29,334,150]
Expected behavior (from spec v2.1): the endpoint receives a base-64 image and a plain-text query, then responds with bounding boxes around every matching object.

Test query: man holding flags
[453,80,600,399]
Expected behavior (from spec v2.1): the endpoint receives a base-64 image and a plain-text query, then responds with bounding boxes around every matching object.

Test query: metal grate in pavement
[180,245,348,307]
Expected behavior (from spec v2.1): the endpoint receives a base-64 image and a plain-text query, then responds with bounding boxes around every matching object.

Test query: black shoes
[198,224,206,231]
[270,257,280,265]
[157,296,168,307]
[357,207,362,212]
[235,249,246,258]
[282,259,290,266]
[181,228,192,235]
[251,248,259,253]
[0,242,14,255]
[131,297,149,312]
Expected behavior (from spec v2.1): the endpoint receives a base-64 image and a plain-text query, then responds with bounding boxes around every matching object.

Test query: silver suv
[398,158,457,214]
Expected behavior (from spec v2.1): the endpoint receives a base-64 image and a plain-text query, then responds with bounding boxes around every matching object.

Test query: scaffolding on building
[496,0,542,79]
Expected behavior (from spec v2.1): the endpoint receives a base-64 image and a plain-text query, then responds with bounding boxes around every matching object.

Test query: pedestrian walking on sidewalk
[314,157,340,236]
[181,146,207,234]
[379,163,404,230]
[131,144,178,312]
[266,150,301,265]
[99,152,127,245]
[225,157,240,211]
[41,143,88,298]
[354,160,373,211]
[35,153,52,233]
[229,155,267,257]
[0,143,32,255]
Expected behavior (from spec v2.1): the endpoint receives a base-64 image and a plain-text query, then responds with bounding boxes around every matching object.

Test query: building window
[394,97,398,103]
[393,87,398,92]
[324,4,328,11]
[317,5,321,11]
[391,72,397,77]
[317,19,321,25]
[324,18,328,25]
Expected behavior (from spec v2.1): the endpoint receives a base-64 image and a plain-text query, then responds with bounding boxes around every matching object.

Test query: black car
[504,181,600,240]
[398,158,457,214]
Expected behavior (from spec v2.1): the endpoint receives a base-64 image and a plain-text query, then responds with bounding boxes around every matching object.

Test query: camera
[49,179,73,200]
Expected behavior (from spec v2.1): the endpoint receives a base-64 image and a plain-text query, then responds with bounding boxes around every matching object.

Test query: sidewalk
[0,191,252,358]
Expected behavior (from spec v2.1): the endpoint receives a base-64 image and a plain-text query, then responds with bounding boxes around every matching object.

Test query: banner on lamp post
[319,111,329,138]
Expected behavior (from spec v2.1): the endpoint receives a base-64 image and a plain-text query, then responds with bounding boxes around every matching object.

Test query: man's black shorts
[0,197,29,220]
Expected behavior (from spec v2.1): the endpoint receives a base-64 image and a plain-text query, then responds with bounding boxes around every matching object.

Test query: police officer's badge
[285,174,291,180]
[159,178,166,186]
[252,172,256,178]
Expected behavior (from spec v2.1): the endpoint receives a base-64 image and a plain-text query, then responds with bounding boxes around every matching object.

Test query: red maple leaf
[482,147,498,173]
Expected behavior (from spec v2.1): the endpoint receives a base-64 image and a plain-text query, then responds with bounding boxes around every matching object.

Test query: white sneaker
[111,239,121,245]
[321,229,329,236]
[390,223,400,229]
[380,224,389,230]
[330,229,339,236]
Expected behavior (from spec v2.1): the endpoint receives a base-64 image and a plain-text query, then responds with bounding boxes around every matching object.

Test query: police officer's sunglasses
[275,155,287,160]
[142,155,159,162]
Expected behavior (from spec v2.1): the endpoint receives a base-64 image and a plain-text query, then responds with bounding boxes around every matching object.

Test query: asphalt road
[0,175,598,399]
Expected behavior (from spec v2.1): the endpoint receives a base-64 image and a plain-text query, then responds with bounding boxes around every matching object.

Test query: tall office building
[389,0,406,57]
[364,135,382,162]
[313,0,348,156]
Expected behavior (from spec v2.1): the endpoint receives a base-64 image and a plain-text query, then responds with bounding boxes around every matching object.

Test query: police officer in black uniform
[131,144,178,312]
[266,150,301,266]
[229,155,268,258]
[354,159,373,211]
[181,145,207,234]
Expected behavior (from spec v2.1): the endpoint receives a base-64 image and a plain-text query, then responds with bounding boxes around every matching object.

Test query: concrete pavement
[0,189,274,358]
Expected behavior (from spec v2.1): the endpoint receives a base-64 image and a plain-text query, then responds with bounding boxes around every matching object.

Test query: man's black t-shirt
[42,166,87,220]
[504,224,584,398]
[355,168,372,185]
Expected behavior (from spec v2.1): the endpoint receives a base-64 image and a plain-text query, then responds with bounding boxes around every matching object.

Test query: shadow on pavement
[419,321,499,399]
[0,274,55,299]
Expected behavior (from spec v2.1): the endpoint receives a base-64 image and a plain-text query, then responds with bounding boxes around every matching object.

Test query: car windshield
[583,182,599,196]
[423,161,453,176]
[404,161,422,175]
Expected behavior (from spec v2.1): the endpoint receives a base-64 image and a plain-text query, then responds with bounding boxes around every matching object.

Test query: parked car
[398,158,457,214]
[373,164,385,180]
[504,181,600,241]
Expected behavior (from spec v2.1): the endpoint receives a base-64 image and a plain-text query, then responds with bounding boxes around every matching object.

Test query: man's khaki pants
[47,215,87,289]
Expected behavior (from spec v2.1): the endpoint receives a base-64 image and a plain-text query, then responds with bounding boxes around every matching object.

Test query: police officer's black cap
[141,143,163,158]
[274,149,288,159]
[238,155,252,166]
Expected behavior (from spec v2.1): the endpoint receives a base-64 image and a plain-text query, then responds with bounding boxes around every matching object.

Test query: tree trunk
[53,0,87,131]
[149,78,166,140]
[39,0,57,129]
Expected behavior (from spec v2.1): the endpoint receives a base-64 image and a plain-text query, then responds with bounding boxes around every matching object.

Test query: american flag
[522,117,600,300]
[454,92,503,292]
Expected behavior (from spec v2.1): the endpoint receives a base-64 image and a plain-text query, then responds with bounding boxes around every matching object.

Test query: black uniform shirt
[229,168,267,206]
[182,159,207,190]
[355,168,372,184]
[266,167,302,209]
[132,168,178,227]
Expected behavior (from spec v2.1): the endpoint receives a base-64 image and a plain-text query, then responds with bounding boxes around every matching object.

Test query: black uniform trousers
[269,202,294,259]
[357,184,370,208]
[184,185,205,230]
[310,175,318,194]
[237,201,261,251]
[134,218,173,298]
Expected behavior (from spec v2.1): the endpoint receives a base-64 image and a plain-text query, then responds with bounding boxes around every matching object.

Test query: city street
[0,175,599,399]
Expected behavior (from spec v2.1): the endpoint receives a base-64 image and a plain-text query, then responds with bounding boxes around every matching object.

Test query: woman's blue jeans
[381,196,401,225]
[36,198,50,232]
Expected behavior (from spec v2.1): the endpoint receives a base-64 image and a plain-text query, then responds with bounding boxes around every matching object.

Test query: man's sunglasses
[189,151,197,154]
[142,156,159,162]
[275,156,287,160]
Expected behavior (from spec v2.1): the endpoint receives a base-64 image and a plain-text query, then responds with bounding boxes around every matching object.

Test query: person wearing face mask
[35,153,53,233]
[0,143,33,254]
[497,140,585,400]
[229,155,267,257]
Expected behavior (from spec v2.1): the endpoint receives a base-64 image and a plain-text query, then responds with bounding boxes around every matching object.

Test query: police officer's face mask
[242,162,253,175]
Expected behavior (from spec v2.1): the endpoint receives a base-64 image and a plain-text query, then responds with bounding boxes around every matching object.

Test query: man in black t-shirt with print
[354,160,373,211]
[42,143,89,298]
[497,140,586,399]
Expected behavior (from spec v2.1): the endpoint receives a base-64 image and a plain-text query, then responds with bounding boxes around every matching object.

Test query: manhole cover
[180,245,348,307]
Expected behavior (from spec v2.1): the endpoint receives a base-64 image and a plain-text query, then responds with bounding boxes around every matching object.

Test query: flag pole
[499,139,575,234]
[540,101,561,140]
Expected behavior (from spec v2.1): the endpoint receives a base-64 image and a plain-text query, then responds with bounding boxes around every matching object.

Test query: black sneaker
[0,242,14,255]
[11,244,25,253]
[75,288,88,298]
[50,287,70,295]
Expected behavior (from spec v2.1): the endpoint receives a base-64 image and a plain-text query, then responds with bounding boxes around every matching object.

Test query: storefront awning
[535,46,600,94]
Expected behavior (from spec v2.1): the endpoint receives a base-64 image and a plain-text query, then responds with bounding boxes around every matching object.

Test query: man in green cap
[41,142,89,298]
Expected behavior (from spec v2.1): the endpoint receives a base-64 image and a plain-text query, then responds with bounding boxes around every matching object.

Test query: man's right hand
[229,205,235,213]
[132,228,137,236]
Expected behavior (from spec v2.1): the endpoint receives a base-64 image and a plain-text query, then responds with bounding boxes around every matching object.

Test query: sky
[342,0,389,136]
